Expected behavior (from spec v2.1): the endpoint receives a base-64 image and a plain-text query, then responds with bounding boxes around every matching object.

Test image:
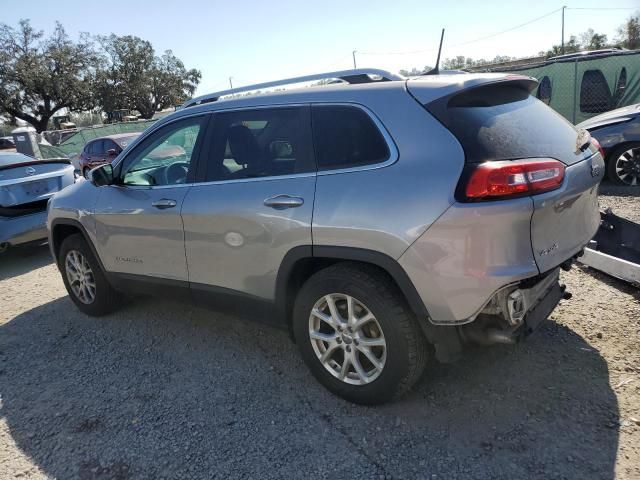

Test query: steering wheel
[164,162,189,184]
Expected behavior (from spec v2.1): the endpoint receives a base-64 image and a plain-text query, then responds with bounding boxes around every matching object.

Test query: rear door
[420,79,603,272]
[181,105,316,301]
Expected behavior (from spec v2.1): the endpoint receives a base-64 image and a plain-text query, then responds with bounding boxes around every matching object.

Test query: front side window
[312,105,390,171]
[104,140,120,155]
[205,107,314,181]
[121,116,205,186]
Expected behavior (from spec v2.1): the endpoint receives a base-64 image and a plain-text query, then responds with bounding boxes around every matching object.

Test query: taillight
[463,159,565,200]
[590,137,605,158]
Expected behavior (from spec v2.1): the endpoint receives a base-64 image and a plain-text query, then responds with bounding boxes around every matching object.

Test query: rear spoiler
[0,157,71,172]
[407,74,539,107]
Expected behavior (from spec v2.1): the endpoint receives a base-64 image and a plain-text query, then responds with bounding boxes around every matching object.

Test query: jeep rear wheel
[293,263,429,404]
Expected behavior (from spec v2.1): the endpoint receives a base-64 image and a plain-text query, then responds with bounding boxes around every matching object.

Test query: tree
[399,66,432,76]
[545,35,580,58]
[0,20,98,132]
[616,13,640,49]
[95,35,201,119]
[580,28,608,50]
[438,55,514,70]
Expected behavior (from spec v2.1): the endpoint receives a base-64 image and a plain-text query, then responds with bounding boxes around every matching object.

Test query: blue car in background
[0,152,75,253]
[578,103,640,186]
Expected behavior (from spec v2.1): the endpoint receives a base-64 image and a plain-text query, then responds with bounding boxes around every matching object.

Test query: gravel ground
[0,187,638,480]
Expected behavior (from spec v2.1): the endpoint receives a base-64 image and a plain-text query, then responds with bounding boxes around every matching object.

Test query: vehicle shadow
[0,296,619,479]
[0,244,52,281]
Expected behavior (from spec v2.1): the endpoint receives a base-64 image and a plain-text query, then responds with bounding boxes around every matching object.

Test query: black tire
[58,233,121,316]
[606,142,640,186]
[293,262,429,405]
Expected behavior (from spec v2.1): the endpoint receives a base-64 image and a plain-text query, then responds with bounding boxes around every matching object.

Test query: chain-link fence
[474,49,640,125]
[39,119,156,159]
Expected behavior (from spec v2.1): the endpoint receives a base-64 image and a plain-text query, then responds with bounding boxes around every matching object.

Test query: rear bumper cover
[0,211,48,246]
[518,271,563,337]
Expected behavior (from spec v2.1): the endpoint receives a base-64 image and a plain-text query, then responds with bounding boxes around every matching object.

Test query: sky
[2,0,638,95]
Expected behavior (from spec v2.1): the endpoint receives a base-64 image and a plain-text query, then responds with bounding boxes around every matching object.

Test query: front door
[182,106,316,302]
[93,115,209,282]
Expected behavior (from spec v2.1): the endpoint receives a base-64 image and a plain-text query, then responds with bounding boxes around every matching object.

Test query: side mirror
[107,148,118,156]
[89,163,114,187]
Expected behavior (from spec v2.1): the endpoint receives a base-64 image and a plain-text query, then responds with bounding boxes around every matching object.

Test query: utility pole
[352,50,357,69]
[561,6,566,54]
[229,77,234,89]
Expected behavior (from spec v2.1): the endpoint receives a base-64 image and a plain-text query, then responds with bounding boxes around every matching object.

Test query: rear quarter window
[311,105,390,170]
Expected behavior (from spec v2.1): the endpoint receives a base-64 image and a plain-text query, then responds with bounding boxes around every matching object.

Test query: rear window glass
[428,84,584,164]
[312,105,390,170]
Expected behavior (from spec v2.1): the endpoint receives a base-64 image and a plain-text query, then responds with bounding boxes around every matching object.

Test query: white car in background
[0,152,75,252]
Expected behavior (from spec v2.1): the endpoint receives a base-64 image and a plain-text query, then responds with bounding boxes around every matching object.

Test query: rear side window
[205,107,314,181]
[580,69,611,113]
[427,83,584,164]
[312,105,390,170]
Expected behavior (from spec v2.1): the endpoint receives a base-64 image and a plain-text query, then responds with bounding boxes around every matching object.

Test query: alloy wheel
[614,147,640,186]
[308,293,387,385]
[65,249,97,304]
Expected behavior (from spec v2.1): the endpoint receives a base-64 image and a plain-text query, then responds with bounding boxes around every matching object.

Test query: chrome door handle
[152,198,177,209]
[263,195,304,209]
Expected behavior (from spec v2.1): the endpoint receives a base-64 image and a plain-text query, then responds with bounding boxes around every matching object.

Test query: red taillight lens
[590,137,605,158]
[465,159,565,200]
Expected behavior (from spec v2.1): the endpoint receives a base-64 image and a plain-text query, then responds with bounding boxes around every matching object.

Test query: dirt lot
[0,188,638,479]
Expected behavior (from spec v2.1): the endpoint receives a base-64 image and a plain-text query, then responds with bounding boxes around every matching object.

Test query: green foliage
[399,67,432,76]
[545,35,581,59]
[440,55,515,70]
[616,13,640,50]
[94,35,201,119]
[0,20,99,132]
[580,29,608,50]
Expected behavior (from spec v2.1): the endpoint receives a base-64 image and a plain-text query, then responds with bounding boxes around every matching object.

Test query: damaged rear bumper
[459,268,566,346]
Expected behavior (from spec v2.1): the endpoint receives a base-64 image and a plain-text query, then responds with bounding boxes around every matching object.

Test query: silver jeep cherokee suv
[48,69,604,404]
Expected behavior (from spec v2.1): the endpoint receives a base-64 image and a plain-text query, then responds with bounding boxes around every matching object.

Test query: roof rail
[181,68,404,109]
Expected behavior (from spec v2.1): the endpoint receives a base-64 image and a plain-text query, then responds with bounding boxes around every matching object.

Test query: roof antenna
[424,28,445,75]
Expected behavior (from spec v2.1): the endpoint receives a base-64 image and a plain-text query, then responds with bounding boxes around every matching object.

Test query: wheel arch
[605,140,640,162]
[275,245,431,332]
[50,219,105,272]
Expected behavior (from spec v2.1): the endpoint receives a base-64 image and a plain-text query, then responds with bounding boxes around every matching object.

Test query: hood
[577,103,640,130]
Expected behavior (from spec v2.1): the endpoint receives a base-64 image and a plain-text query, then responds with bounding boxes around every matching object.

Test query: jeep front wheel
[58,233,121,316]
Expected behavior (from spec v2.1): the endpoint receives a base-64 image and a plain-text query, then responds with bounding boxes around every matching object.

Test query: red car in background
[79,133,140,178]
